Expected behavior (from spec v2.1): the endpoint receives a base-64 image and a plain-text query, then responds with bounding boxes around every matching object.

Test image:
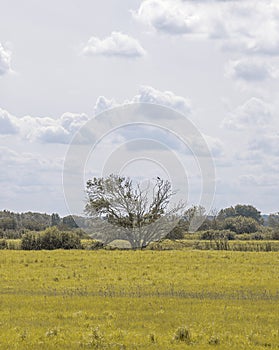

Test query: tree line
[1,175,279,249]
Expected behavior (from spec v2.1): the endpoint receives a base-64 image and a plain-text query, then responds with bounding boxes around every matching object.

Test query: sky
[1,0,279,216]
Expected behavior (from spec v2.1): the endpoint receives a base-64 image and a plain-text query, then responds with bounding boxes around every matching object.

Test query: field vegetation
[0,250,278,349]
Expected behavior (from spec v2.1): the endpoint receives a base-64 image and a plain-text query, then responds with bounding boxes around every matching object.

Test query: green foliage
[0,238,8,249]
[173,326,192,343]
[51,213,61,226]
[21,227,81,250]
[272,230,279,240]
[218,204,263,224]
[268,212,279,229]
[222,216,259,234]
[200,229,235,240]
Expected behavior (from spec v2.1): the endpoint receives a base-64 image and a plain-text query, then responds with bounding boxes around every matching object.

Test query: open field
[0,250,279,349]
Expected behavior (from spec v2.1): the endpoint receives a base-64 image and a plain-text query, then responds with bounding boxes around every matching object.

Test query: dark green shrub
[60,231,81,249]
[166,225,185,240]
[22,232,41,250]
[272,230,279,240]
[173,327,192,344]
[0,239,8,249]
[21,227,81,250]
[200,230,235,240]
[222,216,259,234]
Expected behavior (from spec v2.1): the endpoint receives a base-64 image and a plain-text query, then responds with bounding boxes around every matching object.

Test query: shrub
[0,239,8,249]
[222,216,259,234]
[22,232,40,250]
[200,230,235,240]
[173,326,192,344]
[272,230,279,240]
[21,227,81,250]
[166,225,185,240]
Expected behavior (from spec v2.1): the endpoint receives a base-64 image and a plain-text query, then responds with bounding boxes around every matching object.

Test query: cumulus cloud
[93,96,117,116]
[132,0,203,35]
[0,108,19,134]
[0,110,90,144]
[93,86,192,116]
[249,134,279,156]
[0,43,12,76]
[222,97,272,130]
[26,112,89,144]
[225,58,279,82]
[132,86,192,115]
[203,135,224,157]
[133,0,279,56]
[0,86,192,144]
[82,32,146,58]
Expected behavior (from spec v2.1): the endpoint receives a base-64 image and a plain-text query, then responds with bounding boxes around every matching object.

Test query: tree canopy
[85,174,184,248]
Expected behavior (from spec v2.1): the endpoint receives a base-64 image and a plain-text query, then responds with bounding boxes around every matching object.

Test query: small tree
[217,204,263,224]
[222,216,259,234]
[268,213,279,229]
[85,174,184,248]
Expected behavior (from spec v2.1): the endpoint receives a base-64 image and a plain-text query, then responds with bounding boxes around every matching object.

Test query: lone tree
[85,174,184,248]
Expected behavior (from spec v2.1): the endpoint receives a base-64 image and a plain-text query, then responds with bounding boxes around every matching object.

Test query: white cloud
[0,108,19,134]
[133,0,279,56]
[93,85,192,116]
[132,0,203,35]
[222,98,272,130]
[93,96,117,116]
[82,32,146,58]
[225,58,279,82]
[0,86,191,144]
[203,135,224,157]
[0,43,12,76]
[132,86,192,115]
[249,134,279,156]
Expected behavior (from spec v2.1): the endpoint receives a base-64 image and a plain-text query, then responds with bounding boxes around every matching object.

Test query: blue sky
[1,0,279,215]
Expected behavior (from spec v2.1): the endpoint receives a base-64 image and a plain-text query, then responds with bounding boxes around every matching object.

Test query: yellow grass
[0,250,278,349]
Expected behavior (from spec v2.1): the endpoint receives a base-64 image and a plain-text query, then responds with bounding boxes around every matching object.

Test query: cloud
[239,174,279,187]
[26,112,90,144]
[203,135,224,157]
[225,58,279,82]
[0,86,191,144]
[0,110,90,144]
[133,0,279,55]
[93,96,117,116]
[132,0,203,35]
[0,108,19,134]
[249,134,279,156]
[132,86,192,115]
[82,32,146,58]
[222,97,272,130]
[93,85,192,116]
[0,43,12,76]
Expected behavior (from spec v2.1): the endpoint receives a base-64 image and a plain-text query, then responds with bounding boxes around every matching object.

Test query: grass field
[0,250,279,349]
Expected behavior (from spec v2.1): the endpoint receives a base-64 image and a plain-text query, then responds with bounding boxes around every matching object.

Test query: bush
[272,230,279,240]
[0,239,8,249]
[222,216,259,234]
[173,327,192,344]
[166,225,185,240]
[21,227,81,250]
[200,230,235,240]
[22,232,40,250]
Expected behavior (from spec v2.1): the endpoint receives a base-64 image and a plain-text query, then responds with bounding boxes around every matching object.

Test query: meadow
[0,250,279,349]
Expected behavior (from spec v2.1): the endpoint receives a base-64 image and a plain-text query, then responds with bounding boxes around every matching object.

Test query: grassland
[0,250,279,349]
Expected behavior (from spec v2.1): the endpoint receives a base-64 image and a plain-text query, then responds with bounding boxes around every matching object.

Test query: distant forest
[0,210,90,239]
[1,204,279,241]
